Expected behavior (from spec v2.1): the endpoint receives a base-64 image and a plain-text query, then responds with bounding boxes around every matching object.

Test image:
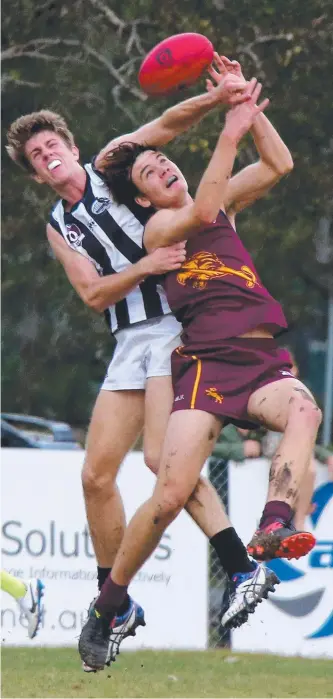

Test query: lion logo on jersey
[177,251,259,289]
[205,388,224,404]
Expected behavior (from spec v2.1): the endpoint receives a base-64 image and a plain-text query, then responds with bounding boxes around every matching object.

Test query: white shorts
[102,314,182,391]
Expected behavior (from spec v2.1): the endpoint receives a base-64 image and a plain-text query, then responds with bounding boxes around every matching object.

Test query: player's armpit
[224,161,281,215]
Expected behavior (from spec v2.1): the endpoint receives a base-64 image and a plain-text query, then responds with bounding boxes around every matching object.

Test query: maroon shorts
[171,338,294,428]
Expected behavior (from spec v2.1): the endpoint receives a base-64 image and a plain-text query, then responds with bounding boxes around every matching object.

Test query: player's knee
[288,390,322,432]
[153,485,187,522]
[143,448,160,476]
[82,459,117,500]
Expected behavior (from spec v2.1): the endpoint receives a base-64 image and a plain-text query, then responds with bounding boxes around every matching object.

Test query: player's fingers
[213,52,227,72]
[221,55,234,66]
[256,97,270,113]
[175,249,187,257]
[226,75,247,90]
[206,78,214,92]
[228,81,247,93]
[170,242,186,251]
[207,65,220,80]
[245,77,258,96]
[169,254,186,264]
[173,250,186,258]
[213,53,225,68]
[251,82,263,104]
[228,92,251,105]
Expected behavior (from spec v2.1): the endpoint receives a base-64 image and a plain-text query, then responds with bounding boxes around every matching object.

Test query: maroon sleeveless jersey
[163,210,287,348]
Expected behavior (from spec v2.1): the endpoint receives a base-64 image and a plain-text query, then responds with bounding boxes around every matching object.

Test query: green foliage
[2,0,332,423]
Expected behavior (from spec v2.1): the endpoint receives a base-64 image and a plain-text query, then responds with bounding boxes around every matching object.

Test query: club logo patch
[177,252,260,290]
[205,387,224,404]
[64,223,85,248]
[91,198,111,215]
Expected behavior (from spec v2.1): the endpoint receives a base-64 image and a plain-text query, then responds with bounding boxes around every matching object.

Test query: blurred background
[1,2,333,687]
[2,0,333,441]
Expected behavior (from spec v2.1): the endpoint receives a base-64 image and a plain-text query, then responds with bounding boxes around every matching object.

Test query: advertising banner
[1,449,208,649]
[229,458,333,658]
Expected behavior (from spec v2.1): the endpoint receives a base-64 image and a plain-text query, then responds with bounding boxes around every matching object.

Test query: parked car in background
[1,413,81,449]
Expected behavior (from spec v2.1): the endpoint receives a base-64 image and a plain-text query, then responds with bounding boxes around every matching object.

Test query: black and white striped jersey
[49,162,171,333]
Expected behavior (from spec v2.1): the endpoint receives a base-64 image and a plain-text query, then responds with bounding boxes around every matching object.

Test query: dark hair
[99,142,156,208]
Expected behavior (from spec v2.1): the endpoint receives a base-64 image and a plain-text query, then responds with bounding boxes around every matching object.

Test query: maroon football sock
[95,575,128,623]
[259,501,293,529]
[97,566,111,591]
[97,567,131,615]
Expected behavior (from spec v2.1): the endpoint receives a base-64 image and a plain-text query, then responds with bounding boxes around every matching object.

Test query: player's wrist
[219,129,240,148]
[136,257,151,279]
[205,88,225,108]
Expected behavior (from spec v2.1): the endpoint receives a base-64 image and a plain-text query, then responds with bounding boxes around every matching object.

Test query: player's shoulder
[145,207,172,232]
[143,208,175,251]
[85,158,116,202]
[49,198,64,233]
[50,198,62,215]
[150,207,179,224]
[84,158,104,184]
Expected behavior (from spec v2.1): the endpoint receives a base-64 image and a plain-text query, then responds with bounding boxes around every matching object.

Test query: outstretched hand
[206,52,246,93]
[223,79,270,143]
[206,54,252,106]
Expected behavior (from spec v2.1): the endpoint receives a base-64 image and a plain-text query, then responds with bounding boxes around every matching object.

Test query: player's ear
[72,145,80,161]
[135,194,152,208]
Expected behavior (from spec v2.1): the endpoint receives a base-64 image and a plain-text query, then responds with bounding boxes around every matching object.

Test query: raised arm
[95,71,249,169]
[224,112,294,216]
[47,225,186,312]
[144,80,268,251]
[208,54,294,216]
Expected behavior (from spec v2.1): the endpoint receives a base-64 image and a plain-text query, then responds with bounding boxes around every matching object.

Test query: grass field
[1,648,332,698]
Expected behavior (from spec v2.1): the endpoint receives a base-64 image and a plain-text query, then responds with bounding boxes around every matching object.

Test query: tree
[2,0,332,422]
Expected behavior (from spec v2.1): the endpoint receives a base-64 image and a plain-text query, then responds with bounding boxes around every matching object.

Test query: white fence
[1,449,208,649]
[1,450,332,657]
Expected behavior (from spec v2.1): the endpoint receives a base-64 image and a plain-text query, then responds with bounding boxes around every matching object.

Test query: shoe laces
[231,567,261,609]
[232,560,258,587]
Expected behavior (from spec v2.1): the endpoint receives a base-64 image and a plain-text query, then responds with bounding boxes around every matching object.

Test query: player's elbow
[84,295,104,313]
[194,205,218,226]
[82,287,105,313]
[276,154,294,177]
[88,298,105,313]
[284,155,294,174]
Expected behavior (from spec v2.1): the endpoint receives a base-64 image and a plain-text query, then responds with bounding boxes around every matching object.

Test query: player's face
[24,130,80,187]
[131,150,188,208]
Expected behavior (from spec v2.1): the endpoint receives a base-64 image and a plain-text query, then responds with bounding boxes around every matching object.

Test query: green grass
[1,648,332,698]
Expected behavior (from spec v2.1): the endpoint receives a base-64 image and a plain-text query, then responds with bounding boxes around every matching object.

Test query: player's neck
[53,165,87,206]
[168,191,193,210]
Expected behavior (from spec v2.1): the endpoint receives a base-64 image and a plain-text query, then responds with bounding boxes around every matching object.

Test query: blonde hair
[6,110,75,173]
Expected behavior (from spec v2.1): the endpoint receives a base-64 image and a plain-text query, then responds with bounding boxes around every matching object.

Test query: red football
[139,33,214,96]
